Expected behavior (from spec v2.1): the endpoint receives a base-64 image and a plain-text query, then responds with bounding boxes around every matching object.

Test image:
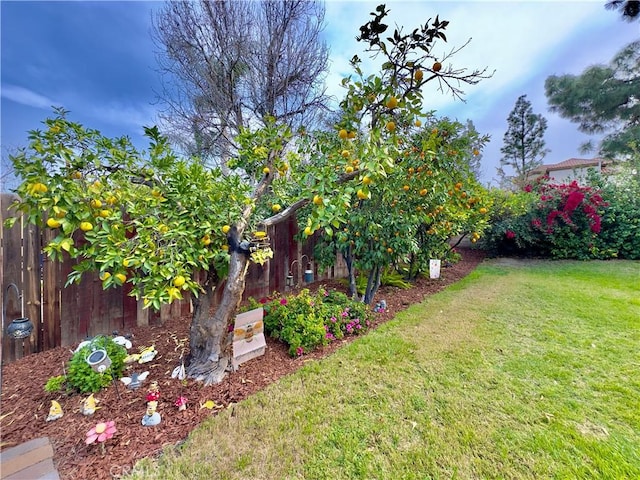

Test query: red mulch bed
[0,248,485,480]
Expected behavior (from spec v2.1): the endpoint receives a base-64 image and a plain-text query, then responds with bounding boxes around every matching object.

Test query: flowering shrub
[480,179,614,259]
[530,180,608,258]
[257,287,370,356]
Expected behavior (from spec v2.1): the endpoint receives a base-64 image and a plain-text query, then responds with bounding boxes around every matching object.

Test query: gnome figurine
[46,400,64,422]
[141,400,161,426]
[146,381,160,403]
[81,393,100,416]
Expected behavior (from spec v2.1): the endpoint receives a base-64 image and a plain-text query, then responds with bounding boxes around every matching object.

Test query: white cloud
[1,84,60,109]
[89,102,159,130]
[325,1,607,112]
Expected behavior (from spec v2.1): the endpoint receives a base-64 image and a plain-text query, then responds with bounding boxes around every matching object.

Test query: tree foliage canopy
[545,40,640,159]
[498,94,549,189]
[605,0,640,21]
[152,0,330,164]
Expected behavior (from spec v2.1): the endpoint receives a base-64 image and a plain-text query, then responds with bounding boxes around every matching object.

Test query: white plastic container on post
[429,259,441,279]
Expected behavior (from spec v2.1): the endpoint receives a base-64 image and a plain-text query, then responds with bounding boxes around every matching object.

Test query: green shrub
[260,287,371,356]
[66,336,127,393]
[44,374,67,393]
[587,152,640,259]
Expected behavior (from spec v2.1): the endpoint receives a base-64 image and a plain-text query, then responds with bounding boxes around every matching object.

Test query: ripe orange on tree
[385,96,398,109]
[46,218,61,228]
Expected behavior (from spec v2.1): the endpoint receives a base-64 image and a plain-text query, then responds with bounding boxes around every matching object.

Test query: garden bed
[0,248,484,480]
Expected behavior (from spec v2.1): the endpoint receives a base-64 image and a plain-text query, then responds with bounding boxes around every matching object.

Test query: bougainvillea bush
[481,178,615,259]
[252,288,371,356]
[530,180,608,259]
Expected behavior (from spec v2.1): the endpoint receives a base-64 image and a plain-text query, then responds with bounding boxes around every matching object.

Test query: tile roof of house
[530,158,608,173]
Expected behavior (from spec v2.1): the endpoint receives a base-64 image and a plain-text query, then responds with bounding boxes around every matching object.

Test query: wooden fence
[1,193,346,365]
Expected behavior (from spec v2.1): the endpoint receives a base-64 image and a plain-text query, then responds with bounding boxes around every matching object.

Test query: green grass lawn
[128,259,640,479]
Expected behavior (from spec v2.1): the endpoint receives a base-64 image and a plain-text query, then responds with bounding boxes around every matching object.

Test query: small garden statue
[120,370,149,390]
[138,345,157,364]
[82,393,100,416]
[141,400,161,426]
[46,400,63,422]
[112,335,132,349]
[146,381,160,402]
[174,396,188,411]
[373,299,387,313]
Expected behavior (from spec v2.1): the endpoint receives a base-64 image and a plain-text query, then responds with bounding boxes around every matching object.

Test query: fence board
[24,222,41,351]
[2,193,35,364]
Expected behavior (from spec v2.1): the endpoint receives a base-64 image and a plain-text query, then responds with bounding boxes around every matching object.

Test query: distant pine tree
[498,95,549,190]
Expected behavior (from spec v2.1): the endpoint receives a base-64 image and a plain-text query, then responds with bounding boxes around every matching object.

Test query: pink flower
[280,298,288,305]
[296,347,304,356]
[505,230,516,239]
[85,420,116,444]
[563,190,584,214]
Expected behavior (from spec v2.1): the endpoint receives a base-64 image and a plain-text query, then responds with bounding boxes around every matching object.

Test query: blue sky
[1,1,638,188]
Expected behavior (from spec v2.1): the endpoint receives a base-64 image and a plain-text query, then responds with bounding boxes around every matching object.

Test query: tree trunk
[342,247,358,300]
[363,264,382,305]
[186,249,249,385]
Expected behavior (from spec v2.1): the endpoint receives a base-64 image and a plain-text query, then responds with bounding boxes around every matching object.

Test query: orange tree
[312,115,490,303]
[7,5,489,384]
[296,6,491,302]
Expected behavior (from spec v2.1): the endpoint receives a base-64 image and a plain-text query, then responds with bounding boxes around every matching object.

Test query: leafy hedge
[481,157,640,260]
